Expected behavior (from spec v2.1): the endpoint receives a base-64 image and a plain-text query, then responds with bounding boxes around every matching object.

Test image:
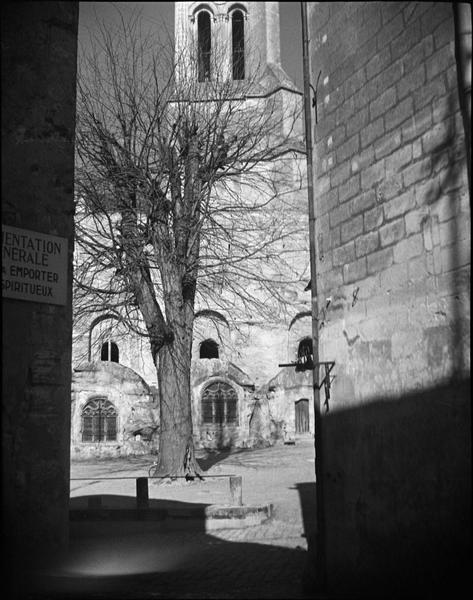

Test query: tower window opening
[200,339,219,359]
[232,10,245,80]
[101,341,119,363]
[297,337,313,371]
[198,11,212,82]
[298,337,313,359]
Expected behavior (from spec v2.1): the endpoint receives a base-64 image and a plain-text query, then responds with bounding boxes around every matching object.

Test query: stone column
[1,1,79,592]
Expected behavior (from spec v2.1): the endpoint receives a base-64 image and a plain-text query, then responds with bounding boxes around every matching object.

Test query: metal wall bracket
[309,71,322,124]
[277,359,336,412]
[314,361,335,412]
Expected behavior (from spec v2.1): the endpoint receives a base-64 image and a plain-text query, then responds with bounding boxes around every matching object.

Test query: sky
[78,2,303,89]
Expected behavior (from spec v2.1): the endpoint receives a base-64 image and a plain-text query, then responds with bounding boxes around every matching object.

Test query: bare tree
[74,9,307,477]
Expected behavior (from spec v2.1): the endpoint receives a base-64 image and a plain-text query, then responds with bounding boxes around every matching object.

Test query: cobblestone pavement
[28,527,314,599]
[24,438,320,599]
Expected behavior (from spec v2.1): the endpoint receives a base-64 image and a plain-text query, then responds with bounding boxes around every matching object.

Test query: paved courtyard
[69,434,317,535]
[25,436,321,599]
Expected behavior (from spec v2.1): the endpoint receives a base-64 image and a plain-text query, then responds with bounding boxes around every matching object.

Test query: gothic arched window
[202,381,238,425]
[197,11,212,82]
[231,10,245,80]
[200,339,219,359]
[81,398,118,442]
[101,341,119,363]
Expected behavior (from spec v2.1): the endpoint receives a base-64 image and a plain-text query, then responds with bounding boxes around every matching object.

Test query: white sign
[2,225,68,306]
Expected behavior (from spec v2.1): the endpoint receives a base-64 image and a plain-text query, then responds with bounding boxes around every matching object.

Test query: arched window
[88,314,121,361]
[197,11,212,82]
[296,337,313,371]
[298,337,313,359]
[200,339,219,359]
[202,381,238,425]
[101,341,119,363]
[231,10,245,80]
[81,398,117,442]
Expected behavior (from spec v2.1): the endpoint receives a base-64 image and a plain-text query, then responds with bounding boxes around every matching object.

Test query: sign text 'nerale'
[2,225,68,306]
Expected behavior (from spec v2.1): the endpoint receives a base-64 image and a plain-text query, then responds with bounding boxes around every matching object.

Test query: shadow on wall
[313,84,472,597]
[424,90,470,377]
[200,424,239,452]
[321,377,471,598]
[294,482,318,591]
[294,482,317,542]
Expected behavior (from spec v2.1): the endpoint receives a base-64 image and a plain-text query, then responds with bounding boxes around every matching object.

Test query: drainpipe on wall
[301,1,326,590]
[453,2,471,200]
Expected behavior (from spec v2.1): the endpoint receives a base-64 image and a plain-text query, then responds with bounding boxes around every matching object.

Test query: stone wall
[71,362,158,459]
[309,2,471,595]
[71,145,310,454]
[175,2,284,86]
[191,361,253,448]
[73,314,159,387]
[1,0,79,586]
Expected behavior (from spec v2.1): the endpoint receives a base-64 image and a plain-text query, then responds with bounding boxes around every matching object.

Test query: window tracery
[202,381,238,425]
[81,398,118,442]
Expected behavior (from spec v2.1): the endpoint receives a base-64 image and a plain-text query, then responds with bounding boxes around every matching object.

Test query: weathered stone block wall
[309,2,471,594]
[1,0,79,583]
[71,362,158,459]
[267,368,313,436]
[191,366,252,448]
[193,313,232,362]
[73,315,160,387]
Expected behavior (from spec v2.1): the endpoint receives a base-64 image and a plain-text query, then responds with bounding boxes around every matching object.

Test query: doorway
[295,398,309,433]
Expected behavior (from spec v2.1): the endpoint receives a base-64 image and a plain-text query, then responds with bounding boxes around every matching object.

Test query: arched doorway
[295,398,309,434]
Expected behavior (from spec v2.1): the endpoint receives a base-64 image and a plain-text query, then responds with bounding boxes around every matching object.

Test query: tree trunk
[155,319,202,478]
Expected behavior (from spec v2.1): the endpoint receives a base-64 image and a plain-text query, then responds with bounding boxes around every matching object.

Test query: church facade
[4,2,470,596]
[70,1,314,459]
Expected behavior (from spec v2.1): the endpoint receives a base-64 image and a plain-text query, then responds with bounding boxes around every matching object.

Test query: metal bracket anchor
[314,361,336,412]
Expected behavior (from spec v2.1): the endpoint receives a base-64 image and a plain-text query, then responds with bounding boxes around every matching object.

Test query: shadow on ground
[70,493,211,514]
[11,524,317,600]
[7,482,322,600]
[196,447,255,471]
[69,494,211,535]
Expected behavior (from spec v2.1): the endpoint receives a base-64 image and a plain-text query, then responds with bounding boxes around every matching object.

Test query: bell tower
[174,1,298,92]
